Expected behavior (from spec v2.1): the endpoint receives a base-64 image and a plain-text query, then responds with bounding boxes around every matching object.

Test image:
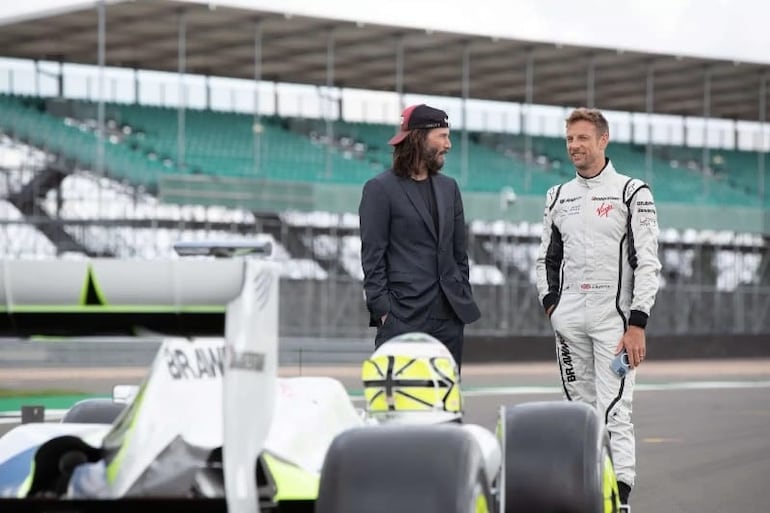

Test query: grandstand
[0,0,768,340]
[3,93,766,200]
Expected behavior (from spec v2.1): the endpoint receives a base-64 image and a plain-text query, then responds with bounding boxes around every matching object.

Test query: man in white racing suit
[535,108,661,508]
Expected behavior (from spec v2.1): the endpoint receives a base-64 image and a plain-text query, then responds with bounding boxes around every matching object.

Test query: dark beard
[422,146,445,175]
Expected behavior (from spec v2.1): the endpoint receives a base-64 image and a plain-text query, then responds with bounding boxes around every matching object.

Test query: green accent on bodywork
[475,489,490,513]
[80,264,108,306]
[603,453,620,513]
[263,452,319,501]
[106,384,147,484]
[0,305,225,313]
[16,460,34,498]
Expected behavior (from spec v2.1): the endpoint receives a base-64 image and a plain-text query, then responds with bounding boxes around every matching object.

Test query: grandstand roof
[1,0,768,122]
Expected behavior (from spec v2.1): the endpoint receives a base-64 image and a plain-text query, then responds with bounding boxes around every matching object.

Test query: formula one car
[0,246,623,513]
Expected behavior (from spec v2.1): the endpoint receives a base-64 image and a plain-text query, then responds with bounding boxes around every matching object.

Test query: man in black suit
[358,104,480,369]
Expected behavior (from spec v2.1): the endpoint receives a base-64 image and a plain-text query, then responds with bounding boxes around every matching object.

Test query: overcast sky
[1,0,768,65]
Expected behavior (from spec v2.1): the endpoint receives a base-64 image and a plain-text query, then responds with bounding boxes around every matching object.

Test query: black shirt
[412,176,455,320]
[412,176,438,235]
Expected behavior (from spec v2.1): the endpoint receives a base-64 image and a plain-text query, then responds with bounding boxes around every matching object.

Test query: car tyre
[61,398,126,424]
[499,401,620,513]
[317,424,494,513]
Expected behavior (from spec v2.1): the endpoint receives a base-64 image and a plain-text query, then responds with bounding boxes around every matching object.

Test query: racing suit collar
[576,158,614,186]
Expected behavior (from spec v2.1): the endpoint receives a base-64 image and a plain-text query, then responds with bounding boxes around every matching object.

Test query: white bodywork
[461,424,502,485]
[0,257,282,513]
[0,256,501,510]
[0,423,111,497]
[0,342,363,499]
[268,377,364,474]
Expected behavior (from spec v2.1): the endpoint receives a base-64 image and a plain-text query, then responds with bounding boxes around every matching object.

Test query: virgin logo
[596,202,613,217]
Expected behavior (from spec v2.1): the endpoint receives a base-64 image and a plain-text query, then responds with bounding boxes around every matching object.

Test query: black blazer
[359,168,481,328]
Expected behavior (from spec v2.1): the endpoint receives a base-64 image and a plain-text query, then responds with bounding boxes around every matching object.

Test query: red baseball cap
[388,104,450,146]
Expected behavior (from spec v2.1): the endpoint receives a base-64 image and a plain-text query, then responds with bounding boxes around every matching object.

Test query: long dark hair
[392,129,430,178]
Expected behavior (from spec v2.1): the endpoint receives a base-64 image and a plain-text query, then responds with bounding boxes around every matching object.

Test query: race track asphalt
[1,358,768,513]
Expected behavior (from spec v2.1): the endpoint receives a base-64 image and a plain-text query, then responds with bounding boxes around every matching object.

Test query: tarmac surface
[1,358,769,513]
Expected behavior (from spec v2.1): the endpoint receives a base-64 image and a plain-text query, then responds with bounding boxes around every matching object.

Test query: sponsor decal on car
[229,350,266,372]
[165,346,226,380]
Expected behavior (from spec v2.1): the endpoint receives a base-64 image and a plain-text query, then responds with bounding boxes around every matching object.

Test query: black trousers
[374,312,465,372]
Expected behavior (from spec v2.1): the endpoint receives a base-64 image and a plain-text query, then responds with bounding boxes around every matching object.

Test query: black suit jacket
[359,168,481,328]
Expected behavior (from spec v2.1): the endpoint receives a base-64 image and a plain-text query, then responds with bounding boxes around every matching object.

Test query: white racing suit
[535,159,661,488]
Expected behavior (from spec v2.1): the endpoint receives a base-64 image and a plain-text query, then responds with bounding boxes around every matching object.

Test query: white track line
[463,380,770,396]
[3,381,769,419]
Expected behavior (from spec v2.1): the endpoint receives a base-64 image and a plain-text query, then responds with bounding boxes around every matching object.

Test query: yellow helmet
[361,332,462,424]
